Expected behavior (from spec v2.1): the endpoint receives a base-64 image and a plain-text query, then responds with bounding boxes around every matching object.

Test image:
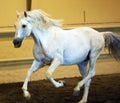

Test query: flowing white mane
[25,9,63,29]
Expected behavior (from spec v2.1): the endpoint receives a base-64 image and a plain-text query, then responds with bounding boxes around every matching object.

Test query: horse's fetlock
[22,87,27,91]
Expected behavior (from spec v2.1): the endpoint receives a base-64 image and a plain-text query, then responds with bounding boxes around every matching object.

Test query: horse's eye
[22,24,26,28]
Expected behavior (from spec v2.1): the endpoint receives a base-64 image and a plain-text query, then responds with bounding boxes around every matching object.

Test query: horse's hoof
[23,90,31,100]
[73,90,80,97]
[58,80,66,87]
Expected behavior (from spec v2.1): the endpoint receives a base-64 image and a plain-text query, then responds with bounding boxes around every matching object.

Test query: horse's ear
[16,11,20,18]
[24,11,27,17]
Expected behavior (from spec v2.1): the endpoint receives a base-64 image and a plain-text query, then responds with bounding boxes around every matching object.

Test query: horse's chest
[34,48,52,65]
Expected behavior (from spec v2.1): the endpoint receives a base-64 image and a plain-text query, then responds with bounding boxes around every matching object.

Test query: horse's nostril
[17,41,20,45]
[13,39,19,45]
[14,40,19,45]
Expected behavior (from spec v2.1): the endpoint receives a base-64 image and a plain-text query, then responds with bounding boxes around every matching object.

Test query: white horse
[13,9,120,103]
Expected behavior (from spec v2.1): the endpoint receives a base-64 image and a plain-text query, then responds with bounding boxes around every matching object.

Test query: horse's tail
[101,31,120,61]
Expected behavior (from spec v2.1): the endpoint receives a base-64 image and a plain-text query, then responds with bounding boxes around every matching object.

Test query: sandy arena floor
[0,58,120,84]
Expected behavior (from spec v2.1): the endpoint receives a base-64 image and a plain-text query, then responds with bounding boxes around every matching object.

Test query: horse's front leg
[22,60,43,99]
[46,58,65,88]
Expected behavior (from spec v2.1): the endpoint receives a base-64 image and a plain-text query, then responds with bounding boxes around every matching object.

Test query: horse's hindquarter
[61,27,104,65]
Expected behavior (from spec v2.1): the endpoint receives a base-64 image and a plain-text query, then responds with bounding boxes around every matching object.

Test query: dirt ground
[0,58,120,103]
[0,74,120,103]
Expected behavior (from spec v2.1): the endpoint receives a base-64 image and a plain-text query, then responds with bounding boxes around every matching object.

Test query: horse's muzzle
[13,38,22,48]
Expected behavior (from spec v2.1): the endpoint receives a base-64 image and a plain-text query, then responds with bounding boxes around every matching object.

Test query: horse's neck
[31,32,42,47]
[32,27,62,47]
[31,26,57,48]
[31,30,47,56]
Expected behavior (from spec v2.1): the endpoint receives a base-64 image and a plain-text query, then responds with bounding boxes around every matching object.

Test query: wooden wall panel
[84,0,120,23]
[32,0,120,25]
[0,0,26,27]
[32,0,84,25]
[0,0,120,28]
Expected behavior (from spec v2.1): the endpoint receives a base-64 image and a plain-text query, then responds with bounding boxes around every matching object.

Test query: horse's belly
[63,49,89,65]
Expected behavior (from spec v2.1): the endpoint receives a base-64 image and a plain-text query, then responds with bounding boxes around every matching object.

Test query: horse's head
[13,11,33,48]
[13,9,62,48]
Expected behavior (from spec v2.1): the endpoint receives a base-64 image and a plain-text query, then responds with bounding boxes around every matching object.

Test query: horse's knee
[90,71,95,77]
[46,70,52,79]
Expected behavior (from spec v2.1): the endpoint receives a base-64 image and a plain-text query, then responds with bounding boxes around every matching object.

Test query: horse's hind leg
[74,50,102,103]
[74,60,91,103]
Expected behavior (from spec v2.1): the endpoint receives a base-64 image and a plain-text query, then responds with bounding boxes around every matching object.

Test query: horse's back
[66,27,104,47]
[73,27,105,49]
